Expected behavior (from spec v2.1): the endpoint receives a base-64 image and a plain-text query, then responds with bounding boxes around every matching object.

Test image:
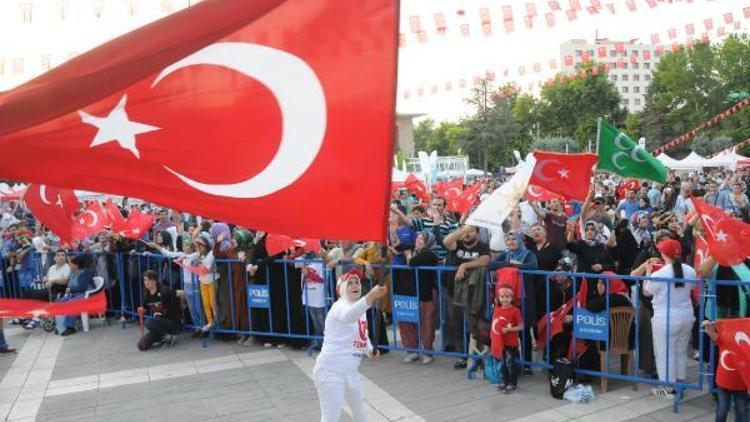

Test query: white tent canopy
[704,149,750,170]
[656,153,681,168]
[466,168,487,176]
[671,151,709,170]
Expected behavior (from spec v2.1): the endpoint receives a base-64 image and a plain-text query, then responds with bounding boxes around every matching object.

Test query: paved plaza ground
[0,323,718,422]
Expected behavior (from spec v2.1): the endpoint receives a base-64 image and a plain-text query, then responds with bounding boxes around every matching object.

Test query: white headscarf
[336,269,363,303]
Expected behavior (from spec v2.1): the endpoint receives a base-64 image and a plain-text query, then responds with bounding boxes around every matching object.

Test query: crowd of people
[1,168,750,418]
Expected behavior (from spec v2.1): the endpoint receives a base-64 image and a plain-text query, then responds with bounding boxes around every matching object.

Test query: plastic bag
[563,384,595,403]
[484,357,503,384]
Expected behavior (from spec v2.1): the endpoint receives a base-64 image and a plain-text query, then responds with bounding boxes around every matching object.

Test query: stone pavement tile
[36,406,97,422]
[574,404,642,422]
[552,394,621,419]
[505,408,572,422]
[5,398,43,421]
[36,392,97,415]
[643,402,714,422]
[98,367,149,389]
[434,396,553,422]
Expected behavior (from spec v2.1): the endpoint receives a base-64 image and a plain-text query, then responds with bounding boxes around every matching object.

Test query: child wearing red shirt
[492,286,524,394]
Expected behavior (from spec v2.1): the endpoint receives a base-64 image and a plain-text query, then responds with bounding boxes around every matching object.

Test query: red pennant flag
[545,12,555,27]
[685,23,695,36]
[714,318,750,390]
[668,28,677,40]
[630,54,638,64]
[646,0,657,8]
[23,184,80,244]
[548,58,558,70]
[433,13,447,34]
[643,50,651,60]
[569,0,582,11]
[564,55,573,66]
[650,33,660,44]
[597,46,607,58]
[548,1,562,11]
[0,290,106,319]
[615,42,624,52]
[694,198,750,266]
[625,0,636,11]
[724,12,734,24]
[529,152,597,201]
[617,58,625,69]
[605,3,615,13]
[704,18,714,30]
[565,9,577,21]
[0,0,397,242]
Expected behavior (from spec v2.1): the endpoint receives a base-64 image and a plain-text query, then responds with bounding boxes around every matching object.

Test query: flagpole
[596,117,602,154]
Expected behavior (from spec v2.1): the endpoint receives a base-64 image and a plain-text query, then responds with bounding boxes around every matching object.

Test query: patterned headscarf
[418,229,437,251]
[629,211,652,246]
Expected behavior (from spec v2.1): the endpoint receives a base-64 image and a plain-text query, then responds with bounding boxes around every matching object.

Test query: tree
[412,119,435,153]
[691,134,735,156]
[530,136,581,153]
[537,62,624,148]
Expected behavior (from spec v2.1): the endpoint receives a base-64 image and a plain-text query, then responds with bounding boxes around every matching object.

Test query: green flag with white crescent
[597,121,667,184]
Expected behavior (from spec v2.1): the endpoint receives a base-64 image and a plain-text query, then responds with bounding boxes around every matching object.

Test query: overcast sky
[0,0,747,121]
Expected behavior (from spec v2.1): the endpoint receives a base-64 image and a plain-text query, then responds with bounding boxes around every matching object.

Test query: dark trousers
[716,388,749,422]
[137,317,178,351]
[502,346,520,386]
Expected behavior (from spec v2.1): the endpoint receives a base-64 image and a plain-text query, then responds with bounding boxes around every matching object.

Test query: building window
[610,62,617,68]
[622,75,629,81]
[631,50,639,57]
[622,86,629,93]
[632,63,639,69]
[643,62,650,69]
[634,98,641,106]
[589,50,594,57]
[575,50,582,57]
[645,74,651,81]
[610,50,616,57]
[623,63,628,69]
[634,86,640,93]
[633,74,640,81]
[611,75,618,81]
[623,99,630,105]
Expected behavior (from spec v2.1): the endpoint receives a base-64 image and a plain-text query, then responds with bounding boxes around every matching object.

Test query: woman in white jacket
[313,269,387,422]
[643,238,696,398]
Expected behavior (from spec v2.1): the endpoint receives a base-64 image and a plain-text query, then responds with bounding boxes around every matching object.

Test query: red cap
[657,239,682,260]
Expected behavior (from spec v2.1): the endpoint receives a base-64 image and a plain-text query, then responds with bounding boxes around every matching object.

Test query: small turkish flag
[0,0,398,241]
[71,205,107,241]
[529,152,597,201]
[490,306,506,359]
[457,183,483,215]
[89,200,112,228]
[714,318,750,390]
[616,178,640,200]
[694,198,750,266]
[23,184,80,244]
[693,235,709,268]
[405,174,430,204]
[120,208,155,239]
[104,199,129,233]
[174,258,211,276]
[0,290,106,319]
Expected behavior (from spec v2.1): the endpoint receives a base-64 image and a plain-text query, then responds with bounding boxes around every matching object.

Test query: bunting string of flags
[708,136,750,158]
[652,98,750,155]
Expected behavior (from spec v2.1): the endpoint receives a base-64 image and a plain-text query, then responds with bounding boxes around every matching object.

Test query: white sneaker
[651,386,675,398]
[201,323,213,332]
[421,355,434,365]
[403,353,419,363]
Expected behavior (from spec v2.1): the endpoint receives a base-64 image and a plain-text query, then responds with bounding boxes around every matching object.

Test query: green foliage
[409,118,463,156]
[641,35,750,150]
[691,134,735,156]
[530,136,581,153]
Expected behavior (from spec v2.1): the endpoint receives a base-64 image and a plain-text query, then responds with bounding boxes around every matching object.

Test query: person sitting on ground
[137,270,182,351]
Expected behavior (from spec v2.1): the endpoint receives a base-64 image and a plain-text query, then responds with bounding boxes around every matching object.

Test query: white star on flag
[557,168,570,179]
[716,230,728,242]
[79,94,160,159]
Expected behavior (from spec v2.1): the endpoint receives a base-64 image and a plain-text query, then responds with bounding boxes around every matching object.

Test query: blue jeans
[307,307,326,347]
[0,328,7,349]
[184,282,205,328]
[717,388,749,422]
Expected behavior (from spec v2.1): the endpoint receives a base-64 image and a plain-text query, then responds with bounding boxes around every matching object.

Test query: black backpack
[549,358,574,399]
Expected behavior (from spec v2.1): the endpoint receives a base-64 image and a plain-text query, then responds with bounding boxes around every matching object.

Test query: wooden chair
[600,306,637,393]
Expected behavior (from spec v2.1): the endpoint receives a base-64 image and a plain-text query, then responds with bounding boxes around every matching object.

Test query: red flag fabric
[537,299,571,348]
[457,183,483,215]
[89,200,112,228]
[616,178,640,200]
[120,208,155,239]
[694,198,750,266]
[0,0,398,241]
[23,184,80,244]
[525,184,563,202]
[714,318,750,390]
[405,174,430,203]
[266,233,295,256]
[529,152,597,201]
[71,206,107,240]
[693,234,709,269]
[104,199,129,232]
[0,291,106,319]
[173,258,211,276]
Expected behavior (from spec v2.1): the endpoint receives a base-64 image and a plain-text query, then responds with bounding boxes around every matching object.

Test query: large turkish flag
[23,184,80,244]
[0,0,399,240]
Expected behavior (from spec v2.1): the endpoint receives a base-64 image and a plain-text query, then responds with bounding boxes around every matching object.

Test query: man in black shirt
[444,225,490,368]
[137,270,182,351]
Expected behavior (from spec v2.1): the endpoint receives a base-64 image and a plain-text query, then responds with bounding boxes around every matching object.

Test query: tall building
[560,39,663,112]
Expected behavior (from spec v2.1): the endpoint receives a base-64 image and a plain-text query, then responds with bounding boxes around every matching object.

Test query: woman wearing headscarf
[566,220,616,275]
[401,230,440,364]
[613,211,652,275]
[587,273,635,372]
[209,223,249,341]
[643,239,696,398]
[313,270,386,422]
[529,223,563,322]
[492,231,538,375]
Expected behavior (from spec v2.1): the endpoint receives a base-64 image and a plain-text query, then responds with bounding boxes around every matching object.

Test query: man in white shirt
[22,250,70,329]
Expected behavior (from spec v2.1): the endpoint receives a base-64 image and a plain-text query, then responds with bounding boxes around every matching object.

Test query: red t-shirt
[493,305,523,348]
